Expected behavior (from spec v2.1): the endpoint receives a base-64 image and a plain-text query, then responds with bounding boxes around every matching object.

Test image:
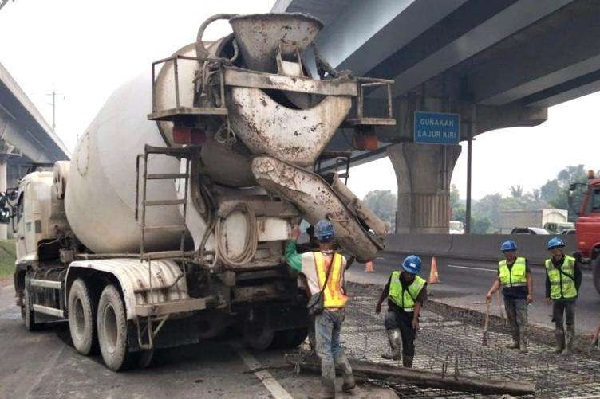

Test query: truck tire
[243,311,274,351]
[271,327,309,349]
[68,279,95,355]
[97,285,129,371]
[593,258,600,295]
[22,289,38,331]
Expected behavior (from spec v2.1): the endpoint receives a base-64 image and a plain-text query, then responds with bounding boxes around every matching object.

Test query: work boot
[563,326,574,355]
[381,329,402,360]
[519,335,528,354]
[402,355,413,368]
[506,330,519,349]
[506,340,520,350]
[309,362,336,399]
[335,353,356,393]
[554,329,565,354]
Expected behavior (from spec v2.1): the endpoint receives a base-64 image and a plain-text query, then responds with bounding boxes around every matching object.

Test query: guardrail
[383,234,578,266]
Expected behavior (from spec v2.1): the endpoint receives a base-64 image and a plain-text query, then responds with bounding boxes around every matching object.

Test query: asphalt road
[349,252,600,334]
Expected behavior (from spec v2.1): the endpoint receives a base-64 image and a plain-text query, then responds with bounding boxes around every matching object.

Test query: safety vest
[314,252,347,308]
[498,257,527,287]
[388,271,426,311]
[545,255,577,300]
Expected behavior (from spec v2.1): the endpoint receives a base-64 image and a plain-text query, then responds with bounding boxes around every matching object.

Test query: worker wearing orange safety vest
[286,220,355,399]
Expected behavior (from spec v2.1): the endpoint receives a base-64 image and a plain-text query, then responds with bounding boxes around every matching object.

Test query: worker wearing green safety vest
[487,240,533,353]
[376,255,427,368]
[545,237,582,355]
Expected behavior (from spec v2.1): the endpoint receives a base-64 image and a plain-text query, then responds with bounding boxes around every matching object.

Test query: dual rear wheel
[68,280,139,371]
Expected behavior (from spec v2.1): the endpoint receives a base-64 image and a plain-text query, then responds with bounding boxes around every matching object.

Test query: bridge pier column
[387,143,461,234]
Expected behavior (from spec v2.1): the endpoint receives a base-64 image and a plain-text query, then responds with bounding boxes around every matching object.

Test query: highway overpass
[0,62,70,238]
[273,0,600,233]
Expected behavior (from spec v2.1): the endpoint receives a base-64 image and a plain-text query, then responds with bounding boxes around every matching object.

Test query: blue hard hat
[314,220,335,242]
[547,237,565,250]
[402,255,421,274]
[500,240,517,252]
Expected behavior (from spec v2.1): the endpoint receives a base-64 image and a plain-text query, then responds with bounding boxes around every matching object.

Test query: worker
[544,237,582,355]
[486,240,533,353]
[375,255,427,368]
[285,220,355,398]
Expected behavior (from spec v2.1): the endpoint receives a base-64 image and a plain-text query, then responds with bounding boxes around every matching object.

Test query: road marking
[233,343,294,399]
[447,264,496,273]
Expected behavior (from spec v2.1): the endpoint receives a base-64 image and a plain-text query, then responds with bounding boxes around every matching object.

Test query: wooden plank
[287,357,535,396]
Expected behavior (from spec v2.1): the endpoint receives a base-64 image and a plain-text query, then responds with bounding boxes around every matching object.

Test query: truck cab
[572,174,600,294]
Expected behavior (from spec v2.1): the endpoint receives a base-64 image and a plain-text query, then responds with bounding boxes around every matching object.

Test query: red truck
[571,172,600,295]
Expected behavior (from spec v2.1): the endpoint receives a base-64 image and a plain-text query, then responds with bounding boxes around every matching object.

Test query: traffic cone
[428,257,439,284]
[365,260,374,273]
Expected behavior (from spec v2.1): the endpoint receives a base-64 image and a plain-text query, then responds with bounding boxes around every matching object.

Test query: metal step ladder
[136,144,195,261]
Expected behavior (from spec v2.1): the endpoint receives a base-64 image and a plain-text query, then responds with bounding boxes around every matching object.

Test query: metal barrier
[383,233,578,265]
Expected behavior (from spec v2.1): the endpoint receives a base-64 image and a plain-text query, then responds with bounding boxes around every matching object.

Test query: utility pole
[46,90,63,132]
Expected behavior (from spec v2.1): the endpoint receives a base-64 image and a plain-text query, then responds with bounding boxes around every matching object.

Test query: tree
[472,216,491,234]
[362,190,397,232]
[540,165,588,221]
[510,185,523,198]
[450,184,465,222]
[472,193,503,231]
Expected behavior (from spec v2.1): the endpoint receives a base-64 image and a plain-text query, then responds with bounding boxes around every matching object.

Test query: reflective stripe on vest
[315,252,347,308]
[388,271,426,311]
[498,257,527,287]
[545,255,577,300]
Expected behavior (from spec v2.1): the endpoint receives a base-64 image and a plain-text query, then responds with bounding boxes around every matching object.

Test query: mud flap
[251,156,385,261]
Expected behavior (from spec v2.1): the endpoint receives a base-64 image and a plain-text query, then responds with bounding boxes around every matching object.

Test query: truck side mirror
[569,183,577,191]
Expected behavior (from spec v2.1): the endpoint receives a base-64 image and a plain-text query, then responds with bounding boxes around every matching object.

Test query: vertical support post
[174,56,180,109]
[465,105,475,234]
[0,161,6,240]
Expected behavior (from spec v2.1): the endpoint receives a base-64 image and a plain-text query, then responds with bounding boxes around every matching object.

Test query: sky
[1,0,599,201]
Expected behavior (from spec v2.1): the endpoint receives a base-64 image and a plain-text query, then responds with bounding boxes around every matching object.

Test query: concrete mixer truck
[6,13,393,371]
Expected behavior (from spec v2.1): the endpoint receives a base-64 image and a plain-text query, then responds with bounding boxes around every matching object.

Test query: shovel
[482,300,490,346]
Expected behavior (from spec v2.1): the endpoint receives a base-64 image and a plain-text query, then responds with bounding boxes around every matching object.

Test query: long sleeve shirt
[545,255,582,300]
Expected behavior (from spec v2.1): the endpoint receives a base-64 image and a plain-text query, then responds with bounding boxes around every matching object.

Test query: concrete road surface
[346,252,600,335]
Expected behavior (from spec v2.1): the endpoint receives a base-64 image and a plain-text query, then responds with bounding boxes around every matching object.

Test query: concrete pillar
[388,143,461,234]
[0,161,6,240]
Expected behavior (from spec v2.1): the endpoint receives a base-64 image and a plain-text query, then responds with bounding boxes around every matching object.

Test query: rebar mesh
[340,284,600,398]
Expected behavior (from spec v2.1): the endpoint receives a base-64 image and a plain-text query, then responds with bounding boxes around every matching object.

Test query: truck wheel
[22,289,38,331]
[97,285,129,371]
[271,327,309,349]
[68,279,95,355]
[243,311,274,351]
[593,258,600,295]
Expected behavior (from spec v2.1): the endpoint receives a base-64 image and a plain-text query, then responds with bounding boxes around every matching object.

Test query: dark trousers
[503,296,528,341]
[384,310,416,357]
[552,300,575,330]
